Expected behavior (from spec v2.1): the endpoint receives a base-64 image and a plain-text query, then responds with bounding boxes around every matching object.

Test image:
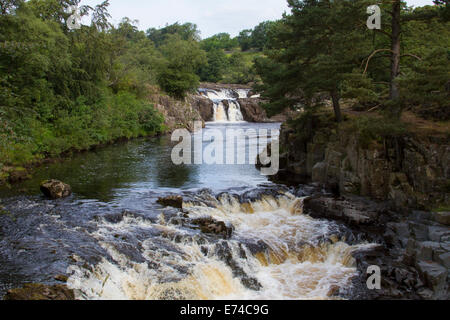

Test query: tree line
[0,0,271,168]
[0,0,448,169]
[254,0,449,122]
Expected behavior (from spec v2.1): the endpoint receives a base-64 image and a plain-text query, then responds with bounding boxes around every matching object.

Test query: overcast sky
[80,0,436,38]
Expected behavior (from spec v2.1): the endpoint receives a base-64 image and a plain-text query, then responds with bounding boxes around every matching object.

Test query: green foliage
[198,48,228,83]
[221,52,260,84]
[237,29,253,52]
[146,22,200,47]
[343,116,407,149]
[255,0,372,119]
[342,71,379,107]
[201,33,238,51]
[434,0,450,21]
[0,0,165,168]
[156,35,206,98]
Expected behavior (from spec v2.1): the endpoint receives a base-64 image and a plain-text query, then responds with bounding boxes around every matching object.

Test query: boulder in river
[4,283,75,300]
[40,179,72,199]
[192,217,233,239]
[157,195,183,209]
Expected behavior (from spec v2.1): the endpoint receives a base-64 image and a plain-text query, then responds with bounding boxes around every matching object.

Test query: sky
[80,0,436,39]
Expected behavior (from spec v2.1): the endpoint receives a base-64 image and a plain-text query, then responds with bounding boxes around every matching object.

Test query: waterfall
[199,88,247,123]
[66,192,377,300]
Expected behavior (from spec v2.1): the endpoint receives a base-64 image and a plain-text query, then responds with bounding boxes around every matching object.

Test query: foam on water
[67,193,375,300]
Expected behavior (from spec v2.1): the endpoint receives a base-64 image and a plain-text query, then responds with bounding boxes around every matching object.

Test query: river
[0,92,375,300]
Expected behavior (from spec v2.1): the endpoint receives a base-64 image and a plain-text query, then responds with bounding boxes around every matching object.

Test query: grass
[434,206,450,213]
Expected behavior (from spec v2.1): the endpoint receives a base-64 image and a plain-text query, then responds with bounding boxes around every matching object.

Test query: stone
[4,284,75,300]
[433,212,450,226]
[417,261,448,298]
[409,222,429,241]
[416,242,443,261]
[428,226,450,242]
[237,98,268,122]
[437,252,450,269]
[157,195,183,209]
[192,217,233,239]
[312,162,327,183]
[40,180,72,199]
[192,97,214,122]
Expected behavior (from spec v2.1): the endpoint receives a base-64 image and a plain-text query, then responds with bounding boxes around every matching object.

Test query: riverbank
[260,105,450,299]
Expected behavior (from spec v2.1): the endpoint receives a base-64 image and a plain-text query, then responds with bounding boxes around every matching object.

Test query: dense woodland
[0,0,449,174]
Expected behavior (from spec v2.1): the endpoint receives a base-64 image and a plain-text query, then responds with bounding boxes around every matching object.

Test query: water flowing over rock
[196,86,268,123]
[265,117,450,300]
[53,188,378,300]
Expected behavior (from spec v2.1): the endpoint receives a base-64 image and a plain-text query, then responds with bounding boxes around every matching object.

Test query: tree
[146,22,200,47]
[237,29,252,51]
[0,0,23,15]
[434,0,450,21]
[201,33,238,51]
[256,0,371,121]
[251,21,276,51]
[157,35,206,98]
[198,48,228,83]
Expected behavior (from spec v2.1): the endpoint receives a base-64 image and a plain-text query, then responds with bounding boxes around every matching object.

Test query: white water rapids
[66,192,375,300]
[199,88,255,122]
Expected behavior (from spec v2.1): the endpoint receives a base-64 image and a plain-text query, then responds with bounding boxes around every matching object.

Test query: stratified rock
[4,284,75,300]
[303,196,378,226]
[157,195,183,209]
[237,98,268,122]
[40,180,72,199]
[417,261,448,299]
[433,212,450,226]
[191,96,214,122]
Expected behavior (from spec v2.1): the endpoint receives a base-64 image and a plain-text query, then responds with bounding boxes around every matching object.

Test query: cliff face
[237,98,268,122]
[275,118,449,211]
[269,113,450,300]
[149,93,205,132]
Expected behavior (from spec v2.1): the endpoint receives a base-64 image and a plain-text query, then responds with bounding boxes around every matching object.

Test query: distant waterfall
[198,88,251,123]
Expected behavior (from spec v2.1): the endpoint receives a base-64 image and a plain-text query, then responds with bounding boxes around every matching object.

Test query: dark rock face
[191,96,215,122]
[157,195,184,209]
[237,98,268,123]
[271,120,450,211]
[150,92,204,133]
[4,284,75,300]
[303,195,450,300]
[40,180,72,199]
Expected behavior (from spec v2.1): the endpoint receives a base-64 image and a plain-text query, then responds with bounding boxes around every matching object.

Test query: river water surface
[0,122,372,300]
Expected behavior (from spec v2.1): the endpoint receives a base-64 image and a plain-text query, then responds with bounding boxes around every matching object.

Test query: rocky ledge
[3,284,75,300]
[303,194,449,300]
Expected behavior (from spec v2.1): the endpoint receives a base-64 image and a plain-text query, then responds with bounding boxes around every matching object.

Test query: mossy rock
[4,284,75,300]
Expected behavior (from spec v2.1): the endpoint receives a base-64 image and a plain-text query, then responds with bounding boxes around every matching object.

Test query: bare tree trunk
[390,0,401,100]
[331,90,342,123]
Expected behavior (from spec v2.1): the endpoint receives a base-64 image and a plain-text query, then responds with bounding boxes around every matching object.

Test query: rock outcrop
[190,96,215,122]
[192,217,233,239]
[40,180,72,199]
[4,284,75,300]
[237,98,268,123]
[157,195,184,209]
[303,195,450,300]
[150,93,204,132]
[272,117,449,211]
[265,112,450,300]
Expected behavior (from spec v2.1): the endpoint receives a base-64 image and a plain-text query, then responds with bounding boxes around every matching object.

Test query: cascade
[199,88,248,122]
